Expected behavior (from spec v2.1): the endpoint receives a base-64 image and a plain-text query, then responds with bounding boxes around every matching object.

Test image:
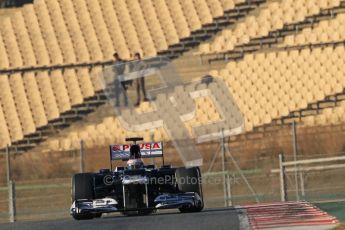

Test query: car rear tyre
[175,167,204,213]
[94,213,102,218]
[72,173,95,220]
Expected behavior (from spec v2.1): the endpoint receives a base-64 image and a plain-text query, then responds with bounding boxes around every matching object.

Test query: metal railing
[1,153,345,223]
[273,153,345,202]
[2,124,345,223]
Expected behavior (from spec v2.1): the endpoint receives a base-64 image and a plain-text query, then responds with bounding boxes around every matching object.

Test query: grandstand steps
[6,120,74,153]
[62,104,114,128]
[0,0,257,153]
[255,4,343,49]
[16,43,345,154]
[17,133,45,144]
[0,0,266,74]
[169,50,227,82]
[221,87,345,145]
[7,143,37,152]
[208,0,345,63]
[25,97,345,160]
[0,7,19,17]
[23,52,226,153]
[19,91,110,148]
[58,115,84,124]
[335,94,345,101]
[61,108,93,117]
[158,0,266,58]
[276,91,345,125]
[4,0,249,152]
[229,122,345,153]
[9,134,47,152]
[315,101,338,110]
[294,110,318,118]
[8,0,344,154]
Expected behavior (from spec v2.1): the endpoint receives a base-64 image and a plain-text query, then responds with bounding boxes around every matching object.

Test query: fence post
[80,140,84,173]
[5,146,16,222]
[292,121,299,201]
[221,129,228,207]
[8,180,16,223]
[226,172,233,206]
[299,171,305,200]
[5,145,11,185]
[279,154,287,202]
[226,145,259,203]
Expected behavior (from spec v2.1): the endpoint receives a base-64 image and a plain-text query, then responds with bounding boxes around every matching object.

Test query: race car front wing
[70,192,202,216]
[154,192,202,209]
[71,198,118,215]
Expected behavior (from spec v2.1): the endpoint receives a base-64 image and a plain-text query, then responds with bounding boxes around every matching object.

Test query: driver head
[130,144,141,159]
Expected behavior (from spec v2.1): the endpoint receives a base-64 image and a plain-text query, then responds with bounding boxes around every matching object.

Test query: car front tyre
[175,167,204,213]
[72,173,95,220]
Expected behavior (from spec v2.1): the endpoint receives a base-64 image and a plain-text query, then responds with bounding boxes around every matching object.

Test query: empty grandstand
[1,0,345,224]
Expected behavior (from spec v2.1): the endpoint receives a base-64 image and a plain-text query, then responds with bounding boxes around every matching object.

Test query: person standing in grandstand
[113,52,128,107]
[132,52,149,106]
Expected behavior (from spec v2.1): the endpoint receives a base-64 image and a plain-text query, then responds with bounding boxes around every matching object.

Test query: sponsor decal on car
[110,142,163,160]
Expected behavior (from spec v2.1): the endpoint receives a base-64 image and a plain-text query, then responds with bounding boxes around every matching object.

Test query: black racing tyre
[72,173,95,201]
[72,173,95,220]
[122,210,153,216]
[122,211,138,216]
[175,167,204,213]
[138,209,154,215]
[72,213,95,220]
[94,213,102,218]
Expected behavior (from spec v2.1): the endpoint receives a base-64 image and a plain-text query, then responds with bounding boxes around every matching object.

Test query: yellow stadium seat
[152,0,180,45]
[89,66,104,92]
[9,74,36,135]
[34,0,64,64]
[165,0,191,38]
[139,0,168,51]
[50,70,71,113]
[201,0,343,54]
[113,0,142,53]
[22,73,48,128]
[10,12,37,67]
[126,0,156,57]
[0,75,24,141]
[76,68,95,98]
[44,0,76,64]
[180,0,202,31]
[35,71,60,120]
[192,0,213,25]
[85,0,114,59]
[282,11,345,48]
[21,4,51,65]
[205,0,224,18]
[57,0,90,62]
[99,0,131,58]
[219,0,235,11]
[0,33,10,68]
[73,0,104,61]
[0,103,11,148]
[62,69,84,106]
[1,18,23,68]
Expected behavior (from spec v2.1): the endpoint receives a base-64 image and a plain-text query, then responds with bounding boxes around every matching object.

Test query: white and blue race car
[70,137,203,220]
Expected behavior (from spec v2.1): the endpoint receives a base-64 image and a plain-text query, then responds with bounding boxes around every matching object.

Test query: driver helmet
[127,145,144,169]
[129,144,141,159]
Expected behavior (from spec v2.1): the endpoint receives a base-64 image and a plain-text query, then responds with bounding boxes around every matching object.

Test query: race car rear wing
[109,141,164,170]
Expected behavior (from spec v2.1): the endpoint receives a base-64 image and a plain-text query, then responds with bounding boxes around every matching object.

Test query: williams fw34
[70,137,203,220]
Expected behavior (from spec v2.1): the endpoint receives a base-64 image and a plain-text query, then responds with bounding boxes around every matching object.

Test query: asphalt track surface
[0,208,243,230]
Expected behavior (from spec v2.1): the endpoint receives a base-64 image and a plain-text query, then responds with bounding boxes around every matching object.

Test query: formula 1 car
[70,137,203,220]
